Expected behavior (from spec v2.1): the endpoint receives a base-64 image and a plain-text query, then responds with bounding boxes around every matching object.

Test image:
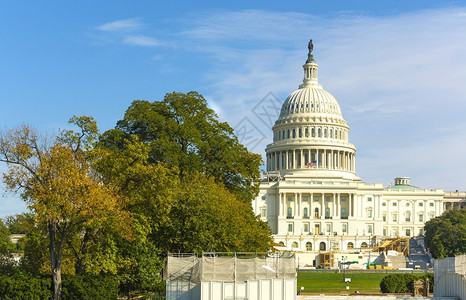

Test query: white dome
[279,86,343,120]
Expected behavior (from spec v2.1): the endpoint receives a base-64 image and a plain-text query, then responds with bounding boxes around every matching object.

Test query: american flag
[307,161,316,167]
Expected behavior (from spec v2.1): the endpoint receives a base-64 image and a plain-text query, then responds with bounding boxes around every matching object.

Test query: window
[430,202,434,207]
[325,208,331,218]
[318,128,322,137]
[347,242,354,249]
[319,242,326,250]
[326,224,331,233]
[299,128,302,138]
[392,213,398,222]
[419,229,424,236]
[406,202,410,206]
[367,209,373,218]
[383,228,387,236]
[314,196,319,202]
[419,202,423,207]
[279,241,285,246]
[419,214,424,222]
[304,223,309,232]
[311,128,315,137]
[405,211,411,222]
[361,242,368,248]
[287,130,290,139]
[393,202,397,207]
[303,207,308,218]
[382,214,386,221]
[341,208,346,218]
[324,128,327,137]
[305,128,309,137]
[288,223,293,232]
[341,197,346,202]
[287,207,292,218]
[325,196,330,202]
[287,196,292,201]
[303,196,308,202]
[368,197,372,202]
[306,242,312,251]
[382,202,386,206]
[314,208,319,218]
[367,225,373,234]
[292,242,298,248]
[261,208,266,218]
[393,228,398,237]
[406,229,411,236]
[342,224,347,233]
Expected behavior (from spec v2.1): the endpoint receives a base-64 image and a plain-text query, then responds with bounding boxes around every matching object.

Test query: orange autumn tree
[0,117,130,300]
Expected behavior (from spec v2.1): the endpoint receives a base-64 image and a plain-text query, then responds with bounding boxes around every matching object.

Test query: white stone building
[252,41,448,258]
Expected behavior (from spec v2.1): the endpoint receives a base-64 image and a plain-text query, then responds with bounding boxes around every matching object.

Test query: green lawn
[297,272,387,295]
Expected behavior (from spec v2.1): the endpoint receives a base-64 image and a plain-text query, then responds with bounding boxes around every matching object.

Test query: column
[336,193,340,218]
[294,193,298,217]
[332,193,336,217]
[292,150,295,169]
[298,193,302,217]
[278,192,283,217]
[349,194,353,217]
[300,149,303,168]
[285,151,289,169]
[321,193,325,219]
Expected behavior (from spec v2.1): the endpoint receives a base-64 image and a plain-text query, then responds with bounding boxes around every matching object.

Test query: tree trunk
[49,219,65,300]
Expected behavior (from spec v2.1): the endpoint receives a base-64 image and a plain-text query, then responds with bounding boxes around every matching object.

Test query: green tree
[0,219,18,275]
[424,209,466,258]
[105,91,262,203]
[160,173,272,254]
[0,118,130,300]
[4,212,34,234]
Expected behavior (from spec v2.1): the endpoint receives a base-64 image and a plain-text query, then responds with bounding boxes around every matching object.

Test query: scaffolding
[165,252,296,300]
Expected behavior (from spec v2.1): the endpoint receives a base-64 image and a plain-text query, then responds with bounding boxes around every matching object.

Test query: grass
[297,271,388,295]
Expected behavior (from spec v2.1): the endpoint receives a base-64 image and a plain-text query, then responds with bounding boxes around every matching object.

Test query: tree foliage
[380,273,433,294]
[0,118,131,300]
[424,209,466,258]
[105,91,262,203]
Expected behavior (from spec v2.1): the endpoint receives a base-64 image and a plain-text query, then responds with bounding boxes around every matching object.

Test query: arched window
[325,208,330,218]
[303,207,308,218]
[306,242,312,251]
[292,242,298,248]
[314,207,319,218]
[287,130,290,139]
[330,129,333,138]
[287,207,292,218]
[341,208,346,218]
[318,128,322,137]
[319,242,326,250]
[347,242,354,249]
[324,128,327,137]
[311,128,315,137]
[405,211,411,222]
[279,241,285,246]
[361,242,368,248]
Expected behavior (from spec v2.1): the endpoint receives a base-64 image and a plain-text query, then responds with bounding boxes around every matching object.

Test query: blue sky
[1,1,466,217]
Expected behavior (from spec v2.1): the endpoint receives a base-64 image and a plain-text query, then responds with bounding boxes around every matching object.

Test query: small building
[165,252,296,300]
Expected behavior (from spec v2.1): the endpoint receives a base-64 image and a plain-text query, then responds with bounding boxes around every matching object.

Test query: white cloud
[179,8,466,190]
[123,35,160,47]
[95,18,142,32]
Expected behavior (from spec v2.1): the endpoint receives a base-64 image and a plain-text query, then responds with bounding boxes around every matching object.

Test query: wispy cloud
[123,35,160,47]
[95,18,142,32]
[176,8,466,189]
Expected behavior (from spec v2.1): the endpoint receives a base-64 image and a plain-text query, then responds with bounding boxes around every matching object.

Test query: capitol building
[252,40,465,266]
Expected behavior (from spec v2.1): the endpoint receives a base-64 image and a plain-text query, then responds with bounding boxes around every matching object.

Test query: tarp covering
[166,253,296,284]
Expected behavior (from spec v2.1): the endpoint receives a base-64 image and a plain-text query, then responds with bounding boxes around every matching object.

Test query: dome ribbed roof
[279,86,342,119]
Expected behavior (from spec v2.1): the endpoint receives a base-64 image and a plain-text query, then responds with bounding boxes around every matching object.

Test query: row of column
[384,199,443,224]
[267,149,355,172]
[278,192,355,219]
[273,126,347,142]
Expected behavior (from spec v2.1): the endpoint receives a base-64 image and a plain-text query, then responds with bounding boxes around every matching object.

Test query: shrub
[380,273,434,294]
[61,274,119,300]
[0,274,51,300]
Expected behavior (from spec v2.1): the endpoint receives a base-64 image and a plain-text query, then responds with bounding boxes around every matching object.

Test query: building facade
[252,41,451,254]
